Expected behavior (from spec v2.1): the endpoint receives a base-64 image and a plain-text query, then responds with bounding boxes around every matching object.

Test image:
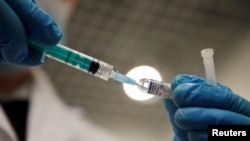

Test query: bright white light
[123,66,162,101]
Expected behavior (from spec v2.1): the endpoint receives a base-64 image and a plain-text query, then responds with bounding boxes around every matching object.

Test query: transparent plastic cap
[201,48,217,86]
[201,48,214,63]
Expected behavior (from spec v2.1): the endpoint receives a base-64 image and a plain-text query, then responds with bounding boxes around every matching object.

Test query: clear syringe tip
[111,71,138,85]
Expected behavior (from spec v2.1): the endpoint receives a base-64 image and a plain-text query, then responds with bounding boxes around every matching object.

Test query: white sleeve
[69,112,121,141]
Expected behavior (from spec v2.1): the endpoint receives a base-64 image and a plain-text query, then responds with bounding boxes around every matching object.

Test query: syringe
[28,41,138,85]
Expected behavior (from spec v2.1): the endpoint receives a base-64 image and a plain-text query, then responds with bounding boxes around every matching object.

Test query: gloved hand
[164,74,250,141]
[0,0,62,66]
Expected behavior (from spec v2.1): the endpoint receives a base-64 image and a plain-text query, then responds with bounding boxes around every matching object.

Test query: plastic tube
[201,48,217,86]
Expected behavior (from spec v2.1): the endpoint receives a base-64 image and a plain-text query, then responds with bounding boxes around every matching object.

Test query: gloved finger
[171,74,206,90]
[17,46,45,66]
[0,0,27,63]
[188,130,207,141]
[175,107,250,130]
[171,74,250,117]
[173,135,189,141]
[5,0,62,46]
[164,99,189,141]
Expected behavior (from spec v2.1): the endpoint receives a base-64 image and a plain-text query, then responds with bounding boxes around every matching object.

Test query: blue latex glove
[164,74,250,141]
[0,0,62,66]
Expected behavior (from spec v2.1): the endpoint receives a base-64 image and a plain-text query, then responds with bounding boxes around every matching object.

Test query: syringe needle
[111,71,138,85]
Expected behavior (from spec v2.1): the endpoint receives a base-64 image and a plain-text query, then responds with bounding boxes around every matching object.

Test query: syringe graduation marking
[48,44,100,74]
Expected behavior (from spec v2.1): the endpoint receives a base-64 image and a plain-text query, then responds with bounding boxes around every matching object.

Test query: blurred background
[37,0,250,141]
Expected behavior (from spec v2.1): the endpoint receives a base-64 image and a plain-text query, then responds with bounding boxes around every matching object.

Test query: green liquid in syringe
[30,41,100,74]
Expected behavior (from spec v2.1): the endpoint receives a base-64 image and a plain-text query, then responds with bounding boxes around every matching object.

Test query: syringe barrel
[29,41,113,81]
